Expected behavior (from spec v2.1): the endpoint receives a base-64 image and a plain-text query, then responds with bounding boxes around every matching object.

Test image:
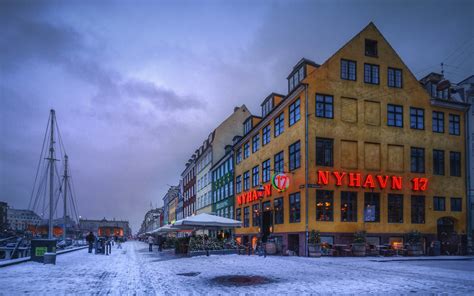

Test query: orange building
[233,23,468,256]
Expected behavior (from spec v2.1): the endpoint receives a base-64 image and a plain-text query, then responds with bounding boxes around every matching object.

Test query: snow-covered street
[1,241,473,295]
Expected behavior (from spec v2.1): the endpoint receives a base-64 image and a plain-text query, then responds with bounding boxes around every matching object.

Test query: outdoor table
[333,244,348,256]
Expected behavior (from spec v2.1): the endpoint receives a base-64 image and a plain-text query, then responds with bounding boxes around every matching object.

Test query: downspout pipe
[465,104,472,252]
[304,83,309,257]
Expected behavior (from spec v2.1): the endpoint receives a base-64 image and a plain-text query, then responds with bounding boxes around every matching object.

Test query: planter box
[407,244,423,256]
[188,249,238,257]
[352,243,366,257]
[308,244,321,257]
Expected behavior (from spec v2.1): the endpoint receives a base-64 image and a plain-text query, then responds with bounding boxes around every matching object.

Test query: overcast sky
[1,0,473,232]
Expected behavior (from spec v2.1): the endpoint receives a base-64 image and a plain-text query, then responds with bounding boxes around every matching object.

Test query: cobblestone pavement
[1,241,473,295]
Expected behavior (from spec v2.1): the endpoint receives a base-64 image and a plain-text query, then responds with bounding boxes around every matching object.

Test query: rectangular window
[274,198,284,224]
[364,63,379,84]
[236,175,242,193]
[451,197,462,212]
[411,147,425,173]
[316,94,334,118]
[262,159,271,183]
[274,151,284,173]
[252,166,259,187]
[289,192,301,223]
[252,134,260,153]
[411,195,425,224]
[432,111,444,133]
[433,196,446,211]
[243,207,249,227]
[341,191,357,222]
[252,204,260,226]
[289,140,301,171]
[243,171,250,191]
[410,107,424,130]
[243,142,250,159]
[388,194,403,223]
[450,151,461,177]
[236,208,241,222]
[449,114,460,135]
[364,192,380,222]
[365,39,378,57]
[243,119,252,135]
[274,113,284,137]
[341,59,357,81]
[388,67,402,88]
[289,98,301,126]
[262,125,271,145]
[387,104,403,127]
[316,190,334,221]
[433,149,445,175]
[316,138,333,167]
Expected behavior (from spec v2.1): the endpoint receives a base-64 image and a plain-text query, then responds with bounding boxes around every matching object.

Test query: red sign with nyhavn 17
[316,170,428,191]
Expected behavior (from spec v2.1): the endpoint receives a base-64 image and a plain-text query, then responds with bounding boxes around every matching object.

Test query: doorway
[262,210,273,243]
[288,234,300,256]
[437,217,458,255]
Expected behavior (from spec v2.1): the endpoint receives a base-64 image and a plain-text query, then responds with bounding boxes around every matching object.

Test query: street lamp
[256,184,266,257]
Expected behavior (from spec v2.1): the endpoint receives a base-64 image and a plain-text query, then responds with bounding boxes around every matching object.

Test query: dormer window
[243,118,252,135]
[288,66,305,93]
[262,98,273,117]
[365,39,378,57]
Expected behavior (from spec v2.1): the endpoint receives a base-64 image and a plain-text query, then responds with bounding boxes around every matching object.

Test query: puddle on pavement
[210,275,276,286]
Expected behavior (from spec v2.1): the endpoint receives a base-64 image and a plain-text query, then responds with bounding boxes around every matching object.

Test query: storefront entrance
[262,210,273,242]
[288,234,300,256]
[437,217,459,255]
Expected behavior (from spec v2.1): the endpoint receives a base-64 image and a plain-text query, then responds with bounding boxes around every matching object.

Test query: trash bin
[43,252,56,265]
[31,239,57,263]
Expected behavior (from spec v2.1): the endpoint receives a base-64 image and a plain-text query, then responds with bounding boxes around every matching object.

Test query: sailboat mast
[48,109,55,240]
[63,154,68,241]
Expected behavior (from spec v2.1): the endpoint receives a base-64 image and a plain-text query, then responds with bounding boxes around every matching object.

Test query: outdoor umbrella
[173,213,242,228]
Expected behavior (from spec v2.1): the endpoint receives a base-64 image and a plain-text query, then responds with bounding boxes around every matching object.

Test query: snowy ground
[1,241,473,295]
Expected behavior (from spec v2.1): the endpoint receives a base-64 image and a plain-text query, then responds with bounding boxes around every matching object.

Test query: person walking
[86,232,95,254]
[148,235,154,252]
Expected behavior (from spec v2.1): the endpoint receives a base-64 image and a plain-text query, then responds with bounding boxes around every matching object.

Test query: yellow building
[233,22,468,256]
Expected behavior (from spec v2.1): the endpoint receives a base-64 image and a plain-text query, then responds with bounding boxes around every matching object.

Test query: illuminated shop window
[289,192,301,223]
[316,190,334,221]
[364,192,380,222]
[341,191,357,222]
[274,198,284,224]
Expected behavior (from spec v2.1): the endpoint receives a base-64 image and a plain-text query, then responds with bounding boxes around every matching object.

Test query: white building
[7,208,42,231]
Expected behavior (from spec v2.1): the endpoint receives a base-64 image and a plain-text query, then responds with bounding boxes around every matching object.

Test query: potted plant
[352,231,367,256]
[308,230,322,257]
[406,230,423,256]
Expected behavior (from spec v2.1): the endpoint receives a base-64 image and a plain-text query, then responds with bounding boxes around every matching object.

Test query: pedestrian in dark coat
[86,232,95,253]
